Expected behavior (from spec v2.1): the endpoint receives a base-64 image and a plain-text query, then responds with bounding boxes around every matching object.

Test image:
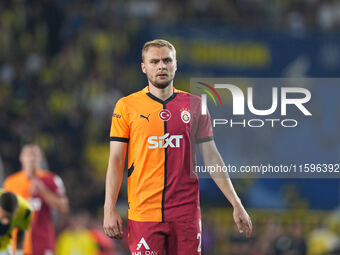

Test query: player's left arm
[16,229,25,251]
[31,176,69,214]
[15,195,34,255]
[198,140,253,237]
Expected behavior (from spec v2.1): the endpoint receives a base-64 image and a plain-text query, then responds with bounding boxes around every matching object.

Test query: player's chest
[128,103,195,136]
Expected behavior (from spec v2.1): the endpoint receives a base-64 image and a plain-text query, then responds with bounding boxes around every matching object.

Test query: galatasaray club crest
[180,108,191,123]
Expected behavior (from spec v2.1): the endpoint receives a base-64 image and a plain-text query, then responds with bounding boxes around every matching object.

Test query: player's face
[141,46,177,89]
[0,208,14,226]
[20,145,42,175]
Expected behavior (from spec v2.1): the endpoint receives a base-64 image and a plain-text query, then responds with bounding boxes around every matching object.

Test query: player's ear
[19,151,24,165]
[141,62,146,74]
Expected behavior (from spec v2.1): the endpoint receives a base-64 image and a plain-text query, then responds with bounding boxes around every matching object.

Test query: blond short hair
[142,39,176,62]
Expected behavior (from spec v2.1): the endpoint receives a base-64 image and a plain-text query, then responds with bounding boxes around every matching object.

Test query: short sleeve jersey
[0,189,33,251]
[110,87,213,222]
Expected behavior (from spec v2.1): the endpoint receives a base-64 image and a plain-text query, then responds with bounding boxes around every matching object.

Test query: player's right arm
[103,141,127,239]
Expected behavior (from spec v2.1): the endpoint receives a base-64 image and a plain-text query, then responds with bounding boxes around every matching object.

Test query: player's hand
[233,203,253,238]
[30,177,46,195]
[16,250,23,255]
[103,207,124,239]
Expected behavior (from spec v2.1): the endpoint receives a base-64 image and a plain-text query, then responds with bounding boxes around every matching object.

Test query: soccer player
[4,144,69,255]
[0,190,33,255]
[103,39,252,254]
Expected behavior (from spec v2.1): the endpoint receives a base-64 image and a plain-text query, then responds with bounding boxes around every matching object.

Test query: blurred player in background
[4,144,69,255]
[56,212,117,255]
[104,39,252,254]
[0,190,33,255]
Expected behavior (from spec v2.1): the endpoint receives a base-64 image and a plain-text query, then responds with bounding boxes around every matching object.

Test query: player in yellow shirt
[0,189,33,255]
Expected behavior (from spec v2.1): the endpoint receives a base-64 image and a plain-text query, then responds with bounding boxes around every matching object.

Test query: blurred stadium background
[1,0,340,254]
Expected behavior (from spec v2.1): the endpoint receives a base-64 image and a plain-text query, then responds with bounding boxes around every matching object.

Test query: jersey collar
[143,86,177,105]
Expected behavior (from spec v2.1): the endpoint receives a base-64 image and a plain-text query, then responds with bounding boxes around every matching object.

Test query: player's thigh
[167,219,202,255]
[128,220,169,255]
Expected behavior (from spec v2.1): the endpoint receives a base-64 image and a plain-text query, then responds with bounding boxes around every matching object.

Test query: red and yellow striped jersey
[110,86,213,222]
[4,170,66,255]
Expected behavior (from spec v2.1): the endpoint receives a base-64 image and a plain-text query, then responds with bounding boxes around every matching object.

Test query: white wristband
[16,250,23,255]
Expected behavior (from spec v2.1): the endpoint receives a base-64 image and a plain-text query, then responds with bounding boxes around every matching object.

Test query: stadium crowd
[2,0,340,208]
[1,0,340,254]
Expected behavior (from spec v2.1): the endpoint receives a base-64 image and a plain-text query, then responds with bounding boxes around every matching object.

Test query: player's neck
[22,167,37,179]
[148,83,174,101]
